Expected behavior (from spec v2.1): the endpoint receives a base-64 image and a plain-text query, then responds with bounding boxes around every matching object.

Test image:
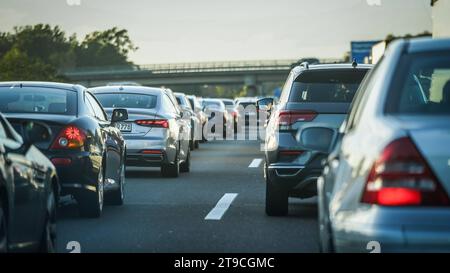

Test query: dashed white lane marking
[248,158,263,168]
[205,193,238,220]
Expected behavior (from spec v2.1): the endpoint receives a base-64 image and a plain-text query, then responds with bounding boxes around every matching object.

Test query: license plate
[115,122,132,132]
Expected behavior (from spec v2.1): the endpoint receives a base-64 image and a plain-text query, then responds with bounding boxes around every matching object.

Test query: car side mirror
[256,97,274,111]
[22,121,51,145]
[296,127,336,153]
[111,108,128,123]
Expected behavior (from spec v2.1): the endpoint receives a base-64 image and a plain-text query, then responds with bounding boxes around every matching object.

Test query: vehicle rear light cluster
[276,110,317,128]
[50,126,86,150]
[361,137,450,206]
[135,119,169,128]
[141,150,163,155]
[279,150,304,156]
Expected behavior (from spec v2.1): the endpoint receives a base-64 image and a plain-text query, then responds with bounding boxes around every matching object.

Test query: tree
[76,27,138,67]
[0,47,64,81]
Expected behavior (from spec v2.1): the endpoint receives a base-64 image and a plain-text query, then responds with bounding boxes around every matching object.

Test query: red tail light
[135,119,169,128]
[276,110,317,128]
[361,137,450,206]
[279,150,304,156]
[141,150,163,155]
[50,126,86,150]
[231,110,238,118]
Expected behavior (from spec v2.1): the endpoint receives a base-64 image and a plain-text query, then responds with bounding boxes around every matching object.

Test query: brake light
[141,150,163,155]
[361,137,450,206]
[279,150,304,156]
[135,119,169,128]
[50,126,86,150]
[276,110,317,127]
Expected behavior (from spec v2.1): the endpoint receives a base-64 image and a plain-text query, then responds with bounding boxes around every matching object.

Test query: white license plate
[116,122,132,132]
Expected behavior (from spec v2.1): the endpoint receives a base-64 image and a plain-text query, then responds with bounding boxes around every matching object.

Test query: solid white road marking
[205,193,238,220]
[248,158,263,168]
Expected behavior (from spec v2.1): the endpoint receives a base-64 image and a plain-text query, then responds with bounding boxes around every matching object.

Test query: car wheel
[190,139,195,151]
[107,163,125,206]
[265,174,288,216]
[0,205,7,253]
[180,150,191,173]
[161,153,180,178]
[78,164,104,218]
[39,190,57,253]
[194,140,199,149]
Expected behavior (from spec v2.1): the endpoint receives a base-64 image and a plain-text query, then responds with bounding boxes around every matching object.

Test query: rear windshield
[95,93,158,109]
[238,102,256,108]
[222,100,234,106]
[386,51,450,115]
[176,95,191,109]
[0,86,77,115]
[203,100,224,110]
[289,69,368,103]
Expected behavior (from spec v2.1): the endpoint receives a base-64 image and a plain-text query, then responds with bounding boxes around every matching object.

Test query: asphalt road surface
[56,136,319,253]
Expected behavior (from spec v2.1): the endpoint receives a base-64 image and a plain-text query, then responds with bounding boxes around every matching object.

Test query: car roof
[0,81,85,92]
[290,63,373,78]
[174,92,186,97]
[89,85,164,95]
[406,37,450,53]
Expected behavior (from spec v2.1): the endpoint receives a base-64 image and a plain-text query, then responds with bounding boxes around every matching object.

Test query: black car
[0,82,128,218]
[0,114,58,252]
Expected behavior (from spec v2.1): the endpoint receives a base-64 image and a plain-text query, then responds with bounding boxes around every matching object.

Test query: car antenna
[352,58,358,68]
[300,61,309,69]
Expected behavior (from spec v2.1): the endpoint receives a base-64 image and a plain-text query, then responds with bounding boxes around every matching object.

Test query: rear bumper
[123,136,169,167]
[44,151,99,196]
[332,207,450,253]
[266,163,321,197]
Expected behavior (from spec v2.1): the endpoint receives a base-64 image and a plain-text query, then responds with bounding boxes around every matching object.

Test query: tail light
[276,110,317,129]
[231,110,238,118]
[279,150,304,156]
[141,149,163,155]
[135,119,169,128]
[361,137,450,206]
[50,126,86,150]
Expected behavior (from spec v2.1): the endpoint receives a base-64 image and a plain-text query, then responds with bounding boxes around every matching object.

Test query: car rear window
[386,51,450,115]
[222,100,234,106]
[238,102,256,108]
[289,69,368,103]
[95,93,158,109]
[0,86,77,115]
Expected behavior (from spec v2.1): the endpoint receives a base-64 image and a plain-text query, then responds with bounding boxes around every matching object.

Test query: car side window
[86,92,108,121]
[279,72,294,105]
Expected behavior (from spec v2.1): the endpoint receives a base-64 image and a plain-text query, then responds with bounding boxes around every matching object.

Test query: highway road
[56,135,319,253]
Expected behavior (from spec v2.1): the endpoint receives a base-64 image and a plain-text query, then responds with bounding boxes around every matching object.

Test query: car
[318,37,450,253]
[262,62,372,216]
[201,98,231,139]
[186,95,208,141]
[175,92,201,150]
[0,115,59,252]
[234,98,258,129]
[220,98,238,131]
[92,85,191,177]
[0,82,128,218]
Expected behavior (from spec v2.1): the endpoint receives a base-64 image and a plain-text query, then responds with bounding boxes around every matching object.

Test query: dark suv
[262,63,372,216]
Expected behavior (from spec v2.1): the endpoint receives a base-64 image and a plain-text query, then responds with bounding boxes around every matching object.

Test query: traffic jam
[0,0,449,260]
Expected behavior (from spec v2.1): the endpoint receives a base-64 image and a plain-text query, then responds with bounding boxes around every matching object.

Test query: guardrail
[61,59,343,76]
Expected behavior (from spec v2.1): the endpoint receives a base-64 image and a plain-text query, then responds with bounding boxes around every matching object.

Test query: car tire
[107,163,125,206]
[180,150,191,173]
[161,153,180,178]
[190,140,195,151]
[194,140,199,149]
[318,221,334,253]
[265,175,288,216]
[39,190,57,253]
[78,165,104,218]
[0,204,7,253]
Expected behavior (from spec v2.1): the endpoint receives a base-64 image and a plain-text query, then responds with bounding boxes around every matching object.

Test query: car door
[85,92,122,188]
[0,117,42,248]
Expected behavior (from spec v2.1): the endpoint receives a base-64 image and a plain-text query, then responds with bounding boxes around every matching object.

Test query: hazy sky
[0,0,432,64]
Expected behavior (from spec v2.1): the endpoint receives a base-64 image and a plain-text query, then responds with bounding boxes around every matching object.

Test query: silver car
[318,37,450,253]
[175,92,201,150]
[91,86,191,177]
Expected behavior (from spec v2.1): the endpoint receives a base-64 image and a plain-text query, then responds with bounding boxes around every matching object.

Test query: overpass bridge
[62,59,342,90]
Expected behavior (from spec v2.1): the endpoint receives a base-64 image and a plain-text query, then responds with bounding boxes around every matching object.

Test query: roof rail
[300,62,309,69]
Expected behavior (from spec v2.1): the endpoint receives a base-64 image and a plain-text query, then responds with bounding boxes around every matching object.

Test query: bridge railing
[61,59,342,76]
